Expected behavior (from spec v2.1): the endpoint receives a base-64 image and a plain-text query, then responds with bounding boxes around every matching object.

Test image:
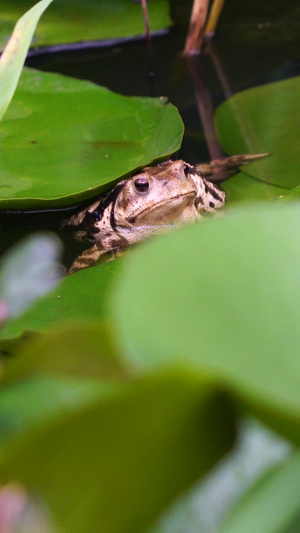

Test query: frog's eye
[134,177,150,193]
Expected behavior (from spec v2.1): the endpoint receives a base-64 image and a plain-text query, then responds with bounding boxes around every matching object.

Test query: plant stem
[205,0,226,35]
[187,55,224,161]
[183,0,211,55]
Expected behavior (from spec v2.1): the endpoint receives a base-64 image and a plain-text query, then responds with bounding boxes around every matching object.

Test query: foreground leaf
[215,76,300,189]
[2,320,129,382]
[0,260,121,341]
[220,453,300,533]
[0,369,236,533]
[0,233,62,319]
[0,376,111,446]
[0,68,183,208]
[0,0,171,52]
[0,0,53,120]
[114,204,300,443]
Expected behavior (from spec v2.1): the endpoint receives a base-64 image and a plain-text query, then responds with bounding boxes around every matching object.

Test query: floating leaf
[223,172,287,206]
[0,68,183,208]
[0,0,53,121]
[0,0,171,52]
[114,204,300,443]
[215,77,300,189]
[0,369,236,533]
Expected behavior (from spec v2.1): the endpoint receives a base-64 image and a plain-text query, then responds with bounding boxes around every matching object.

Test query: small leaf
[220,453,300,533]
[0,260,121,341]
[0,0,53,121]
[0,234,62,319]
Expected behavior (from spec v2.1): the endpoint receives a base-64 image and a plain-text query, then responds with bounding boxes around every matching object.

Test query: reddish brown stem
[187,55,224,162]
[183,0,211,55]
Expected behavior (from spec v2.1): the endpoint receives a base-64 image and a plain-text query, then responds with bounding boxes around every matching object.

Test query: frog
[67,159,225,273]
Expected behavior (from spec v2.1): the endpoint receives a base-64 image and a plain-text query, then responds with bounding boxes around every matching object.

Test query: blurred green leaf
[219,453,300,533]
[113,204,300,443]
[2,319,130,383]
[0,260,121,341]
[0,376,114,446]
[0,68,183,208]
[0,0,171,52]
[0,233,62,319]
[215,76,300,189]
[0,369,236,533]
[0,0,53,120]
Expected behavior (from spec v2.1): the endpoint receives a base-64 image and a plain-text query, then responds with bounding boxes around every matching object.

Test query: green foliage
[0,0,53,120]
[220,453,300,533]
[0,0,171,51]
[0,369,235,533]
[215,76,300,189]
[0,259,121,340]
[1,1,300,532]
[0,233,62,319]
[113,203,300,443]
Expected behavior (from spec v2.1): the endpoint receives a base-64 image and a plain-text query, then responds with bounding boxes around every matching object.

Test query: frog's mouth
[128,191,197,225]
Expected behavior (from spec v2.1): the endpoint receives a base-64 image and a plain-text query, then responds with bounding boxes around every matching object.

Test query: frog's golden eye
[134,177,150,193]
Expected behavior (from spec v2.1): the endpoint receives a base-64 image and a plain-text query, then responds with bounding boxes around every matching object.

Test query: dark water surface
[1,0,300,266]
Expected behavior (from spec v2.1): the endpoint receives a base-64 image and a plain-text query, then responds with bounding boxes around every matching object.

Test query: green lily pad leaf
[276,185,300,202]
[220,453,300,533]
[0,0,171,52]
[223,171,287,206]
[0,260,122,342]
[0,0,53,121]
[0,369,236,533]
[0,67,184,208]
[114,204,300,444]
[215,77,300,189]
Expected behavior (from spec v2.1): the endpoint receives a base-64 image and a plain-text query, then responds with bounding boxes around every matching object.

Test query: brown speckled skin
[67,160,225,272]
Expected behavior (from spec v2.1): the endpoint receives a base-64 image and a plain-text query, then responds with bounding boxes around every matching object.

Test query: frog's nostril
[183,165,191,177]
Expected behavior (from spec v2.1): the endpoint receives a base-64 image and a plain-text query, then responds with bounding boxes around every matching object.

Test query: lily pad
[114,203,300,444]
[223,171,287,206]
[0,259,122,341]
[0,0,171,51]
[0,67,184,208]
[215,76,300,189]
